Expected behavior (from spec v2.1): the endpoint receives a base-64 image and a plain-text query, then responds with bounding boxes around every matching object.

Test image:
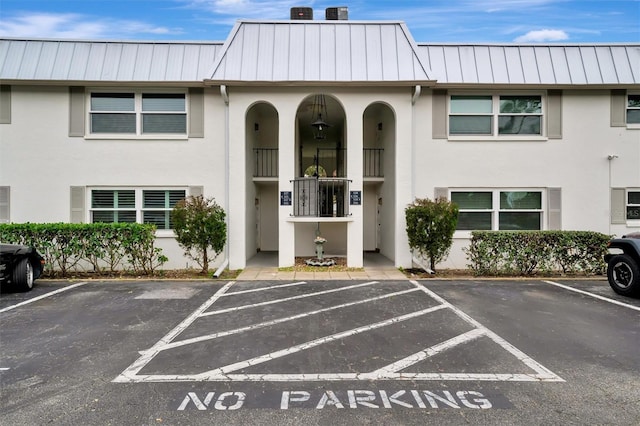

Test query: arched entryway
[363,102,396,262]
[246,102,279,261]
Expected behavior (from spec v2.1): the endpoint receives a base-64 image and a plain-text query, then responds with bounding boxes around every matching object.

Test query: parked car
[0,244,45,291]
[604,232,640,297]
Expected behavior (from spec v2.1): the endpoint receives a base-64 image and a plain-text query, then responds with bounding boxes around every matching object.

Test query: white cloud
[185,0,301,18]
[514,29,569,42]
[0,12,179,39]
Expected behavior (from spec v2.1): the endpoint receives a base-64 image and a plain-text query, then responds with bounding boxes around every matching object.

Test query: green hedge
[464,231,610,276]
[0,223,167,277]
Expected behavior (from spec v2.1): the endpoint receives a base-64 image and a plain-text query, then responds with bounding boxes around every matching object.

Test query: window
[627,94,640,124]
[451,190,543,231]
[90,188,186,230]
[89,92,186,135]
[449,94,542,137]
[142,190,186,229]
[628,190,640,220]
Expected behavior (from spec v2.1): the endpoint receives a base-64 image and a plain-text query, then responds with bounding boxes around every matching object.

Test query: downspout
[410,85,421,201]
[410,85,422,271]
[214,84,230,278]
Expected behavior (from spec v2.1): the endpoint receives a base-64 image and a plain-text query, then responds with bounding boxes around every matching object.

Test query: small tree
[171,195,226,274]
[405,197,459,272]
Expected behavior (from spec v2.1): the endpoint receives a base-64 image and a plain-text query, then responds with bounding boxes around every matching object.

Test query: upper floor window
[89,92,186,135]
[451,190,543,231]
[449,94,542,137]
[627,94,640,124]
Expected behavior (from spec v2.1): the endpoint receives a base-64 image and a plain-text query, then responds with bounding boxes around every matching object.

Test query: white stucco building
[1,11,639,271]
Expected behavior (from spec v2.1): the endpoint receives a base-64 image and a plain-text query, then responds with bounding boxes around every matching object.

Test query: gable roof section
[419,44,640,86]
[0,38,223,84]
[206,20,435,85]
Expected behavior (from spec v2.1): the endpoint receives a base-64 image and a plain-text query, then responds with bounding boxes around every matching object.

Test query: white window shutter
[547,90,562,139]
[189,186,204,198]
[70,186,86,223]
[69,87,85,137]
[611,188,626,224]
[0,85,11,124]
[0,186,10,223]
[610,90,626,127]
[432,90,447,139]
[188,88,204,138]
[434,187,448,200]
[547,188,562,230]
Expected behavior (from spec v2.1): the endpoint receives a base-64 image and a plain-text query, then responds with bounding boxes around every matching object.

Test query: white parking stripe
[200,281,381,317]
[194,305,448,380]
[113,281,235,383]
[0,282,89,313]
[544,280,640,312]
[373,328,486,374]
[410,281,564,382]
[222,281,307,296]
[163,287,421,351]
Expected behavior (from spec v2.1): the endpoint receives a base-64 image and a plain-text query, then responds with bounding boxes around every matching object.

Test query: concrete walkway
[236,252,407,281]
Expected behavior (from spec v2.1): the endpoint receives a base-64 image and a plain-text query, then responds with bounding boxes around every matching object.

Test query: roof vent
[291,7,313,20]
[325,7,348,20]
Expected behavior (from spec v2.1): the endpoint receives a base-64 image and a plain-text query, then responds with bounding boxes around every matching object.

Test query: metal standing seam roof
[205,20,435,85]
[418,44,640,86]
[0,21,638,86]
[0,39,223,83]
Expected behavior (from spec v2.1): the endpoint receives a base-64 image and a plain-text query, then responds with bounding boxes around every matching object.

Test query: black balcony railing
[291,177,350,217]
[255,147,384,179]
[254,148,278,177]
[363,148,384,177]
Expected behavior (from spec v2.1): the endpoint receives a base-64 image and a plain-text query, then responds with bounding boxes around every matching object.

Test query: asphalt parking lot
[1,278,639,425]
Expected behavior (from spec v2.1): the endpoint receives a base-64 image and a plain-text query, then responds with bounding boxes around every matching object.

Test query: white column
[346,106,363,268]
[278,109,296,267]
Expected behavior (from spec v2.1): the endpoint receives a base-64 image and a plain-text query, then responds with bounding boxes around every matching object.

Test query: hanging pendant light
[310,94,330,140]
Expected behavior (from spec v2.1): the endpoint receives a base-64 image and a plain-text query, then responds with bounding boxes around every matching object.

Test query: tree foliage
[405,197,459,271]
[171,195,226,273]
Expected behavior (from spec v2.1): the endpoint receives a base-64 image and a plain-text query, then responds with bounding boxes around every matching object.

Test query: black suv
[604,232,640,297]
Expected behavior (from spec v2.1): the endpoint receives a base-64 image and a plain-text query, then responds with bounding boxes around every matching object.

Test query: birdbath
[314,236,327,260]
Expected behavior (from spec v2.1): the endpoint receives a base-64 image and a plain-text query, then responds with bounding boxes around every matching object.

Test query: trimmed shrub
[405,197,459,271]
[465,231,610,276]
[0,223,166,276]
[171,195,226,274]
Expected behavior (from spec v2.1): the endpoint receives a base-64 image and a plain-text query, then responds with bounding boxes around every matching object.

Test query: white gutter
[412,253,435,275]
[213,258,229,278]
[411,85,421,105]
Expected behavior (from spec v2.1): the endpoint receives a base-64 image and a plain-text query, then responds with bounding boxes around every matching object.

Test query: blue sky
[0,0,638,43]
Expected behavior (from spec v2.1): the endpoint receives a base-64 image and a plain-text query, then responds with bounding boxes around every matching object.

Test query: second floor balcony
[254,148,384,178]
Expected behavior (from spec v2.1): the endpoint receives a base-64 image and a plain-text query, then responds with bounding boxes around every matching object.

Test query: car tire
[607,254,640,297]
[12,258,34,292]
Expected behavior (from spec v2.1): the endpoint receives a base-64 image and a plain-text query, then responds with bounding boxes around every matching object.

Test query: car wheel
[12,258,34,292]
[607,254,640,297]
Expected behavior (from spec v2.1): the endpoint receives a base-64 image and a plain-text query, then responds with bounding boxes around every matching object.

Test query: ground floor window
[628,190,640,220]
[451,189,543,231]
[90,188,186,229]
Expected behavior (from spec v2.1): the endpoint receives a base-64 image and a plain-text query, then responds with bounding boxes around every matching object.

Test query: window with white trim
[449,94,543,136]
[451,190,544,231]
[90,188,186,230]
[627,94,640,124]
[89,92,186,135]
[627,190,640,220]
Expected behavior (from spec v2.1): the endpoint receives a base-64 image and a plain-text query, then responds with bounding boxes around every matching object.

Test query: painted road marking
[222,281,307,296]
[200,280,381,317]
[0,282,90,314]
[114,280,563,383]
[544,280,640,312]
[159,287,420,351]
